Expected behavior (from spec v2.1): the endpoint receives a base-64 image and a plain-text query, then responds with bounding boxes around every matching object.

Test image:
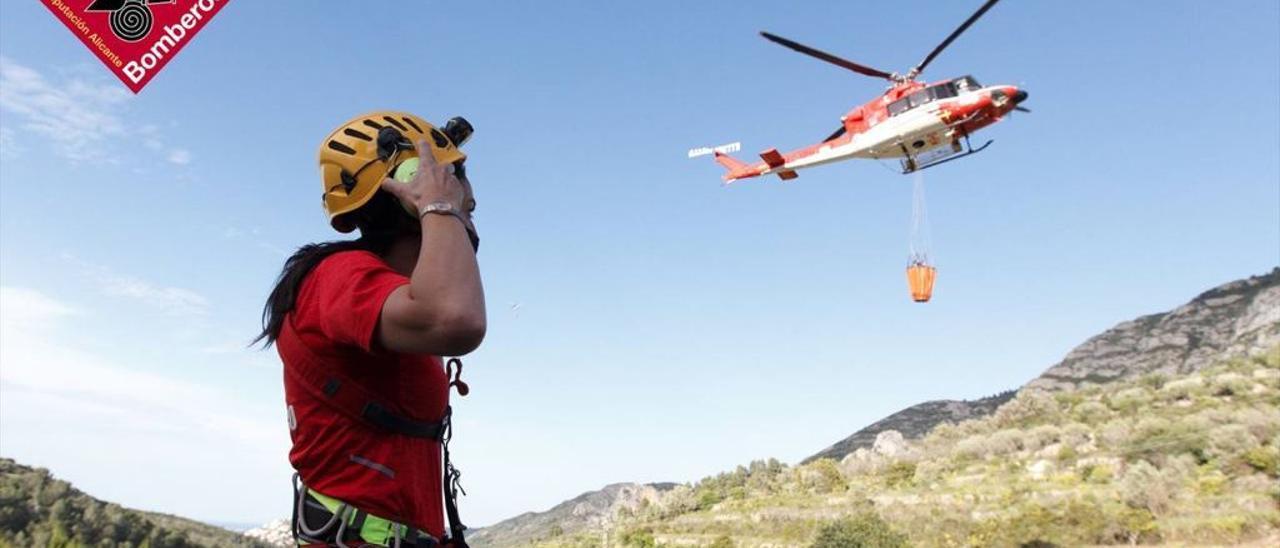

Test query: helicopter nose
[1013,89,1028,104]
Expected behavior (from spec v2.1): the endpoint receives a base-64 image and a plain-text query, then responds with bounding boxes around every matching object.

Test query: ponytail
[254,191,417,346]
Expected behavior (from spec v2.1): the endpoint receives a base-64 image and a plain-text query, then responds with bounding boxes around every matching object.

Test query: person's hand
[379,139,465,214]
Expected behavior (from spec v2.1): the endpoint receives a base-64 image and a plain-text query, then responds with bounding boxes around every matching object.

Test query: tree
[810,513,908,548]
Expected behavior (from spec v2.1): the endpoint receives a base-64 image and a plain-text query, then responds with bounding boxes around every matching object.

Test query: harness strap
[346,510,368,544]
[281,320,467,546]
[298,479,440,547]
[279,322,445,440]
[440,417,467,546]
[362,402,446,440]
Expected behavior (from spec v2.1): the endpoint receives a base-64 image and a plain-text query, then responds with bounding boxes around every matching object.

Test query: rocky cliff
[1027,268,1280,390]
[469,482,677,548]
[805,268,1280,463]
[803,391,1015,463]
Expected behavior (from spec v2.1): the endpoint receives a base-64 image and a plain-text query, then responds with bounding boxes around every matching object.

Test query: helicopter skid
[899,134,992,174]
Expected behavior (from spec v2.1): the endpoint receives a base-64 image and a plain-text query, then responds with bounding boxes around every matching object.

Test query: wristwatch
[421,201,480,252]
[418,201,465,223]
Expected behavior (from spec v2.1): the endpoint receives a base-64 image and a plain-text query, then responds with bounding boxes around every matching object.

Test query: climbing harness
[293,473,441,548]
[280,322,472,547]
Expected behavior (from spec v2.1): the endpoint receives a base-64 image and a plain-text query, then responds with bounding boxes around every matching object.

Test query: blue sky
[1,0,1277,528]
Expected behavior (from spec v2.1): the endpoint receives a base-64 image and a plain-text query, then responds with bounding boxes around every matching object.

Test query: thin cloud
[62,254,211,316]
[0,286,288,520]
[101,275,210,316]
[0,56,129,162]
[0,126,18,159]
[168,148,192,165]
[0,56,190,165]
[221,225,291,258]
[0,286,81,330]
[0,287,272,439]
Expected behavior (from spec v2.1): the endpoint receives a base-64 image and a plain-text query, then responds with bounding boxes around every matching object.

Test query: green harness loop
[304,489,411,547]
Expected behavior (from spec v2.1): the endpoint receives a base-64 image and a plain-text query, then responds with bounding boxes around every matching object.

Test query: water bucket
[906,263,936,303]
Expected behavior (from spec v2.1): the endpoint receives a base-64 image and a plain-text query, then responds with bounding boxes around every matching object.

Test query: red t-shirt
[278,250,449,536]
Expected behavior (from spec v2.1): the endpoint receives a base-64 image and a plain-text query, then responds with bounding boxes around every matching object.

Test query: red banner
[39,0,230,93]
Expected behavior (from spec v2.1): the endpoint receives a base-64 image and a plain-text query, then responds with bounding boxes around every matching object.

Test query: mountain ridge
[469,482,678,547]
[1027,267,1279,391]
[0,458,268,547]
[804,267,1279,463]
[470,268,1280,546]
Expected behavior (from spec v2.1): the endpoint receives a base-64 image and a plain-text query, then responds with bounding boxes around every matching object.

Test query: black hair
[253,191,418,347]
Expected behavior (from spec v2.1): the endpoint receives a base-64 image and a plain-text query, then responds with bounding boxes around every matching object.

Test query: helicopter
[692,0,1027,182]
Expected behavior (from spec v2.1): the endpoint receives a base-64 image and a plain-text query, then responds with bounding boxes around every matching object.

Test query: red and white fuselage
[710,76,1027,182]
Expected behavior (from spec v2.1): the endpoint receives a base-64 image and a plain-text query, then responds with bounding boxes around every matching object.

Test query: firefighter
[256,112,485,547]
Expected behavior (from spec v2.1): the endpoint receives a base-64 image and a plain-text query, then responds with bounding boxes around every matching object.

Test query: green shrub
[620,528,656,548]
[1195,469,1228,495]
[810,513,908,548]
[1072,401,1111,424]
[1119,460,1175,514]
[808,459,846,494]
[882,461,916,488]
[1078,462,1114,484]
[1242,445,1280,477]
[1113,507,1159,544]
[1108,387,1152,414]
[707,535,734,548]
[1207,424,1257,460]
[993,390,1061,429]
[1235,407,1280,442]
[1026,424,1063,451]
[1139,373,1169,390]
[696,489,722,511]
[1057,444,1078,462]
[1209,372,1253,397]
[1159,377,1207,401]
[1123,417,1208,464]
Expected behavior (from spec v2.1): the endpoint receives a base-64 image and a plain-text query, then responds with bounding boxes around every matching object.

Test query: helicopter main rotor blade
[760,31,895,81]
[909,0,1001,79]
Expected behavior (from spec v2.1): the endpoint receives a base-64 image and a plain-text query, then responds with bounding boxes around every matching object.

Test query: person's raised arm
[375,140,486,355]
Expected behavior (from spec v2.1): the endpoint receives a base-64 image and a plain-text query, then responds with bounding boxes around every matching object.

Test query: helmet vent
[362,120,384,130]
[381,116,408,131]
[327,140,357,155]
[430,128,449,149]
[401,117,423,133]
[342,128,373,141]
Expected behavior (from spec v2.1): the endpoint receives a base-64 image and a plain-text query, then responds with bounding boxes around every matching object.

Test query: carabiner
[445,358,470,396]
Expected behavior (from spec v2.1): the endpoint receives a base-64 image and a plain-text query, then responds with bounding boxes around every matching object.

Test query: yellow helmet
[318,111,470,233]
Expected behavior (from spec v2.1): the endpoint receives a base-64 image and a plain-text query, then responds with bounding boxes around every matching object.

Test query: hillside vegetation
[528,350,1280,547]
[0,459,267,548]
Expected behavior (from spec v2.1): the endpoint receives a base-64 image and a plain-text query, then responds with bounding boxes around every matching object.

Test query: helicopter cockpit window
[888,97,911,117]
[929,84,957,100]
[908,90,932,108]
[953,75,981,92]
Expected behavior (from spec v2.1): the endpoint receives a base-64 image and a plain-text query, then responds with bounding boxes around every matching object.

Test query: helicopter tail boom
[713,150,757,182]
